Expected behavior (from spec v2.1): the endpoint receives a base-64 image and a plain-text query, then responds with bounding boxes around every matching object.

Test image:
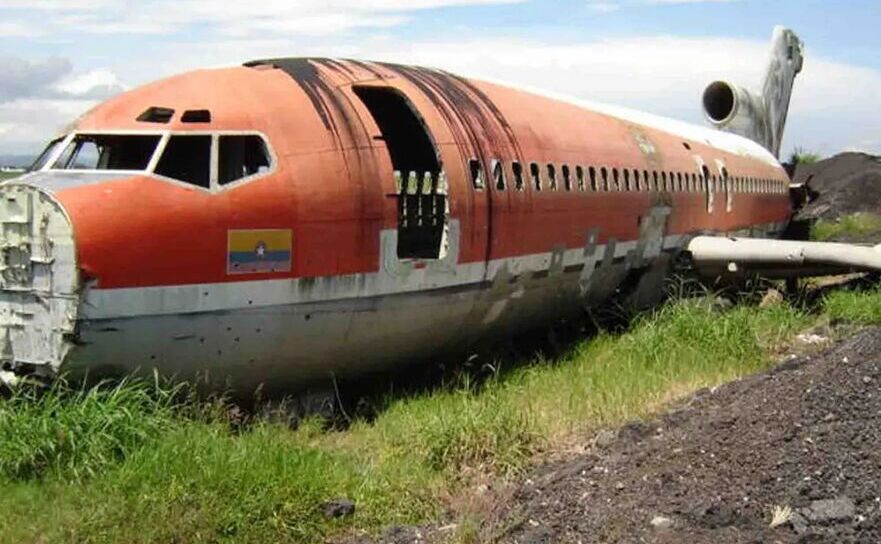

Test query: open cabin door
[353,86,450,261]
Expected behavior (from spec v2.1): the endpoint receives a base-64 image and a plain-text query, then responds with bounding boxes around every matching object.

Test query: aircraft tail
[701,26,804,158]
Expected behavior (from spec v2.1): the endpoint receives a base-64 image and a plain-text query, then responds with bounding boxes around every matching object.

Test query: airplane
[0,26,873,392]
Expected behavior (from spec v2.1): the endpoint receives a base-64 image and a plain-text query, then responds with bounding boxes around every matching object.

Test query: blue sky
[0,0,878,158]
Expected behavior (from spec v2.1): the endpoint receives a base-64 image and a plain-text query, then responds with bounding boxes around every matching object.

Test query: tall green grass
[0,297,808,543]
[0,378,179,481]
[812,213,881,242]
[824,287,881,325]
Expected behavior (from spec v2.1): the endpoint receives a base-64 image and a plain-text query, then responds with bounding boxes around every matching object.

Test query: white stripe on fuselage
[81,219,786,321]
[84,225,647,320]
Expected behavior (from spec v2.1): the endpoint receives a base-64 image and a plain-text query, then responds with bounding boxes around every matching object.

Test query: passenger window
[219,135,271,185]
[601,167,609,191]
[562,164,572,191]
[492,159,506,191]
[530,162,542,191]
[589,166,597,191]
[155,135,212,188]
[469,159,484,190]
[576,166,585,191]
[623,169,630,191]
[612,168,620,191]
[512,161,525,191]
[547,164,558,190]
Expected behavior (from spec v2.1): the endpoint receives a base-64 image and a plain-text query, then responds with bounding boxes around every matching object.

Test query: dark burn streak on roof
[244,58,355,138]
[243,58,523,166]
[377,62,524,165]
[244,58,378,180]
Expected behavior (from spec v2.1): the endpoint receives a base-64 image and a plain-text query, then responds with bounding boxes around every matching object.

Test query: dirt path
[496,328,881,543]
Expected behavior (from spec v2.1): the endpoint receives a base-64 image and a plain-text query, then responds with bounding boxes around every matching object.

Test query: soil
[350,327,881,544]
[493,328,881,544]
[794,152,881,221]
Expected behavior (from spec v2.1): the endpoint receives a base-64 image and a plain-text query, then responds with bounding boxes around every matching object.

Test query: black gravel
[498,328,881,543]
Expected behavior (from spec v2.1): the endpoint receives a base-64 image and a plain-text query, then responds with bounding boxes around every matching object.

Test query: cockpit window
[154,135,211,188]
[29,137,65,171]
[51,134,161,171]
[218,135,271,185]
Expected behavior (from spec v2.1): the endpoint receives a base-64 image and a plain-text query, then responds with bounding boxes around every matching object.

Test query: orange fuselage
[8,58,791,390]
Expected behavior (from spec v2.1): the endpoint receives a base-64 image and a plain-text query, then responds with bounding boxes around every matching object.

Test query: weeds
[0,294,812,543]
[0,377,180,481]
[811,213,881,242]
[824,286,881,325]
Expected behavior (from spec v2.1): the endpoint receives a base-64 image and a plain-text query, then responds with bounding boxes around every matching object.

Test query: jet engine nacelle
[702,81,768,147]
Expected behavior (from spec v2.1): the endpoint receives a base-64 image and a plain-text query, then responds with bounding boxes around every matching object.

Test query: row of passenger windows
[468,159,787,195]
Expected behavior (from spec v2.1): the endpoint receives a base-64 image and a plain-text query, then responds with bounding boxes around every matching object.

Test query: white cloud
[646,0,741,4]
[587,3,622,13]
[0,57,124,154]
[53,68,126,98]
[1,0,527,37]
[586,0,742,11]
[324,34,879,156]
[0,11,877,159]
[0,57,123,102]
[0,21,41,37]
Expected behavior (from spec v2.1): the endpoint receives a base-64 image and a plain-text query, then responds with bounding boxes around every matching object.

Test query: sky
[0,0,878,160]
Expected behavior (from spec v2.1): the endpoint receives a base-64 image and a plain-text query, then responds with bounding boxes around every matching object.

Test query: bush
[789,147,822,166]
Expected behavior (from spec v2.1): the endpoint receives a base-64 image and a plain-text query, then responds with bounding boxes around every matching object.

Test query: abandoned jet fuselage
[1,28,806,391]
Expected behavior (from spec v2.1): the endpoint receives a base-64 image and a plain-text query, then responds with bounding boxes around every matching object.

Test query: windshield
[29,137,65,172]
[51,134,161,171]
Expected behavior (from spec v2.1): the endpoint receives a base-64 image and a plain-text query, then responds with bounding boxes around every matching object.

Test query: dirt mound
[498,328,881,543]
[794,152,881,220]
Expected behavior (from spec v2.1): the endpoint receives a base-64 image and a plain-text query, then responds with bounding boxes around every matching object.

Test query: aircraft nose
[0,182,80,385]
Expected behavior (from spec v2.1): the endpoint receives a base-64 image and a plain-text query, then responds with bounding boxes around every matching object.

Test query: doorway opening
[354,86,447,260]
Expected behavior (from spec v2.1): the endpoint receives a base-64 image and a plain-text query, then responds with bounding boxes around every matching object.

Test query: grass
[811,213,881,242]
[0,171,24,182]
[823,286,881,325]
[0,377,180,481]
[0,294,828,543]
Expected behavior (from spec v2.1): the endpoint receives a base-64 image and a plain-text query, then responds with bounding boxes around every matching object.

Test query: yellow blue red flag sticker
[227,229,292,275]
